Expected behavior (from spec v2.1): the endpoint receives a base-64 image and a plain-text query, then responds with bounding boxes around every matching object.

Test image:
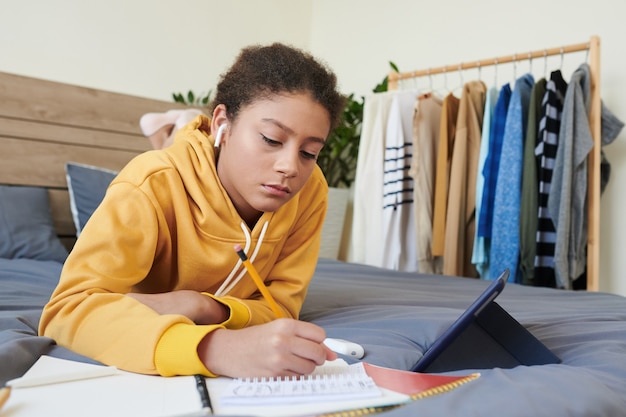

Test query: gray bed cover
[1,257,625,416]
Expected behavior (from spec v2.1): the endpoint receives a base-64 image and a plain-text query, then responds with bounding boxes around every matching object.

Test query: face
[214,92,331,226]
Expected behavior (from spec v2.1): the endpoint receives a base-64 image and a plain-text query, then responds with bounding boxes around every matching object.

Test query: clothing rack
[387,36,602,291]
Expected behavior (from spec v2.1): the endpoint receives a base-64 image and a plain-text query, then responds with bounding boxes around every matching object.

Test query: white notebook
[4,356,200,417]
[208,360,410,416]
[220,361,381,405]
[5,356,409,417]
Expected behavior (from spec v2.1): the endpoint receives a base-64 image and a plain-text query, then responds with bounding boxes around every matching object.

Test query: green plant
[315,93,364,189]
[172,90,213,107]
[316,61,398,189]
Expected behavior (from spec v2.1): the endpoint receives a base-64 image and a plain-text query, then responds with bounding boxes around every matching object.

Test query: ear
[210,104,229,146]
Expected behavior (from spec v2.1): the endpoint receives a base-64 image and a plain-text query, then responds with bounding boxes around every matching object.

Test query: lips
[264,183,291,196]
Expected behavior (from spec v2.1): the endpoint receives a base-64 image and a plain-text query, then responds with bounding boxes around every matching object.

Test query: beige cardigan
[443,81,487,277]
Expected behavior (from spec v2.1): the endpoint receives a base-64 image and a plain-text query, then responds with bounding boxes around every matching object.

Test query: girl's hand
[199,318,337,378]
[127,290,228,325]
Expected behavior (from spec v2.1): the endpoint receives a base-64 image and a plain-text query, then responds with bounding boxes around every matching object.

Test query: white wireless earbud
[214,124,227,148]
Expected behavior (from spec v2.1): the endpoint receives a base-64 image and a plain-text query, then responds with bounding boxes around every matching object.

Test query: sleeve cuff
[202,293,251,329]
[154,297,251,377]
[155,323,220,377]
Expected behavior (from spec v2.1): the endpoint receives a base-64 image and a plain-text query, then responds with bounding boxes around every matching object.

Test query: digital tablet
[411,269,560,373]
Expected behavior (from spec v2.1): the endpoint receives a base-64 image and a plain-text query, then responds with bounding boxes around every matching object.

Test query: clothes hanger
[412,69,432,97]
[431,67,449,97]
[428,68,433,92]
[494,57,498,88]
[512,52,518,84]
[416,69,434,98]
[451,63,464,96]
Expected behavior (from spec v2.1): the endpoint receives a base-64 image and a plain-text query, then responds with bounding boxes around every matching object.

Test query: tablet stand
[423,301,561,373]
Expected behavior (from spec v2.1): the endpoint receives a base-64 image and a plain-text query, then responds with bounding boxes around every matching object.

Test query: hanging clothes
[443,80,487,277]
[349,92,395,267]
[382,91,419,271]
[409,93,443,274]
[519,77,547,286]
[490,73,534,282]
[477,84,512,247]
[533,70,568,287]
[431,94,460,258]
[549,63,624,289]
[363,39,615,289]
[472,85,499,278]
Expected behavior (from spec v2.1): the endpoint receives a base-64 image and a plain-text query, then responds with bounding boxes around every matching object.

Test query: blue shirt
[477,84,512,239]
[490,74,535,282]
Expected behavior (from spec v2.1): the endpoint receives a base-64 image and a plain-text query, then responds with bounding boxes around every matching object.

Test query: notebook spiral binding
[410,372,480,400]
[316,373,481,417]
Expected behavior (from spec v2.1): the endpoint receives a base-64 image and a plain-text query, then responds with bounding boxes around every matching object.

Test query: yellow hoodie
[39,115,328,377]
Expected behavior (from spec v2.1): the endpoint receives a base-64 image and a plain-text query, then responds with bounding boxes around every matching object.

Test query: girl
[40,43,345,379]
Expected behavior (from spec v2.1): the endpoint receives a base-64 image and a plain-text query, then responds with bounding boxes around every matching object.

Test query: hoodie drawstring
[214,220,269,297]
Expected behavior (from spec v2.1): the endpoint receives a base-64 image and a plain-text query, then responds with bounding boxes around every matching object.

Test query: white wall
[1,0,625,296]
[0,0,312,100]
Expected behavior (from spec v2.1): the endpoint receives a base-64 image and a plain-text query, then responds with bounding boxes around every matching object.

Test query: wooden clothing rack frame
[387,36,602,291]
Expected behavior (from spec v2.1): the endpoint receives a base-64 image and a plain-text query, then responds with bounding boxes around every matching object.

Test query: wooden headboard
[0,71,187,249]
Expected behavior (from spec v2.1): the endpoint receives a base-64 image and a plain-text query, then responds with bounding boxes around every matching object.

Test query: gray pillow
[0,185,68,263]
[65,162,118,236]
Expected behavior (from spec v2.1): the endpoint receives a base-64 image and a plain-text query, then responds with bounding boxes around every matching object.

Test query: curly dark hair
[209,43,345,132]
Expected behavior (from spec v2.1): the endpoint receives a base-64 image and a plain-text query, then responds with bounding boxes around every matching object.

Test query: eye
[261,134,280,146]
[300,150,318,160]
[261,133,319,161]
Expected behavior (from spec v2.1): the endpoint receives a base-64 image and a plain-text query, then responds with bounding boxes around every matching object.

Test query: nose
[275,148,299,178]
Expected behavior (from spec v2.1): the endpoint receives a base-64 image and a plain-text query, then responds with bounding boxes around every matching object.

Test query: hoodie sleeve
[39,183,230,376]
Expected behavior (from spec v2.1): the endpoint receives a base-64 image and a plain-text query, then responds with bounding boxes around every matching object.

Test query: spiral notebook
[219,361,386,406]
[6,356,479,417]
[209,361,408,416]
[207,359,480,417]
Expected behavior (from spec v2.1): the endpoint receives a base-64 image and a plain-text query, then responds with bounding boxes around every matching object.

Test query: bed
[1,71,626,417]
